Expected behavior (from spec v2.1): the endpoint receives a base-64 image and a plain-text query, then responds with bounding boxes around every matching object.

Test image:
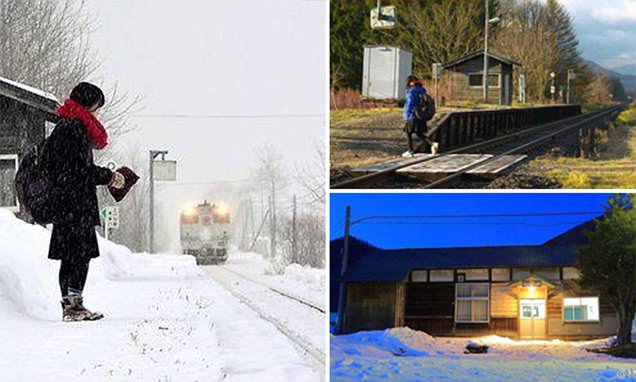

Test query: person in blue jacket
[402,75,438,157]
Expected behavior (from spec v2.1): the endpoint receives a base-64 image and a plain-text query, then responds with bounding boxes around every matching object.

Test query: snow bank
[332,327,442,357]
[0,210,197,320]
[283,263,325,292]
[331,328,636,381]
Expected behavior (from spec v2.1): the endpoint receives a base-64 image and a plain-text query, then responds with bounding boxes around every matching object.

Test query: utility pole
[566,69,575,104]
[482,0,489,103]
[335,205,351,335]
[292,195,297,264]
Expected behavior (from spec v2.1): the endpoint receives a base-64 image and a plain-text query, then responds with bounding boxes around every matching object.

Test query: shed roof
[342,245,579,282]
[442,51,522,69]
[0,76,59,117]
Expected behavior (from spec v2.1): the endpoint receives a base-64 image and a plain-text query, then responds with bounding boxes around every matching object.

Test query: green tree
[330,0,370,89]
[545,0,590,102]
[579,195,636,346]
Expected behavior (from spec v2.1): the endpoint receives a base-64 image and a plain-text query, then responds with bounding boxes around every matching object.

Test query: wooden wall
[0,96,47,156]
[446,56,515,105]
[343,282,398,334]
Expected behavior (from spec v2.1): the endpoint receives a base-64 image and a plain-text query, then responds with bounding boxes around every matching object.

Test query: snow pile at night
[332,327,442,357]
[331,327,636,381]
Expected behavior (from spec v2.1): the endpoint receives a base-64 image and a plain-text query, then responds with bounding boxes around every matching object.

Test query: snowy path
[0,254,319,382]
[202,252,326,377]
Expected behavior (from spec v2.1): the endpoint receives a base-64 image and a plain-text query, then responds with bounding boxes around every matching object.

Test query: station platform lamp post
[483,0,501,103]
[149,150,176,253]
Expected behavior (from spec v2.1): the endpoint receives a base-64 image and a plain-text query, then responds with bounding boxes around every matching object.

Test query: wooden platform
[352,153,527,182]
[350,154,434,176]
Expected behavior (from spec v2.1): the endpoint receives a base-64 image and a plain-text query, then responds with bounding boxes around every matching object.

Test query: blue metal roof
[342,245,579,282]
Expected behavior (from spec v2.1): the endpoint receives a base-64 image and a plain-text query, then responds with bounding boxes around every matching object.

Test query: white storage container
[362,45,413,100]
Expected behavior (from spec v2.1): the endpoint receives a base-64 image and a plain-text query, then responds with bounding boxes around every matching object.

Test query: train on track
[180,201,231,264]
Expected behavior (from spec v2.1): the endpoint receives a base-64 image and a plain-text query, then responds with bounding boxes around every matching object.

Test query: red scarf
[56,99,108,150]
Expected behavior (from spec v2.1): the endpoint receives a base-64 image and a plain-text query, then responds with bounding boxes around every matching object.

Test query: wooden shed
[0,76,59,213]
[337,219,620,340]
[442,51,521,106]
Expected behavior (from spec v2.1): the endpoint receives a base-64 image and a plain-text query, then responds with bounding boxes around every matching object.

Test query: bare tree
[493,0,560,102]
[251,144,287,258]
[103,144,150,252]
[0,0,141,138]
[295,139,326,206]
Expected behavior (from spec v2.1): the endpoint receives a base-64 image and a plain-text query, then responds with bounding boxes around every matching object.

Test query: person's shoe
[401,150,415,158]
[61,297,91,322]
[430,142,440,156]
[67,295,104,321]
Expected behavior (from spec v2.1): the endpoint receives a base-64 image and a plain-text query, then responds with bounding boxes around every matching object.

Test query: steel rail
[331,106,619,189]
[423,105,623,189]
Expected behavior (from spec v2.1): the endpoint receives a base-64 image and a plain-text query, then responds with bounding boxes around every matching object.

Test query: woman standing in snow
[42,82,125,321]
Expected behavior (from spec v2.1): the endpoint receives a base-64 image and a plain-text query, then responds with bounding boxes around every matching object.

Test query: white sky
[85,0,327,251]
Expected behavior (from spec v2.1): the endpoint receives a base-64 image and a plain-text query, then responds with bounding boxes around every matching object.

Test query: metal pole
[149,151,154,253]
[292,195,297,264]
[483,0,489,103]
[335,205,351,335]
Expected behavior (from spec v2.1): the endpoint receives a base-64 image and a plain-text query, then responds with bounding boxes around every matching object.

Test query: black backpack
[414,92,436,122]
[14,139,53,224]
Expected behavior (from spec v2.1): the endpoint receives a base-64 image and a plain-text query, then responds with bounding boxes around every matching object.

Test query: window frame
[455,282,490,323]
[562,296,600,323]
[491,268,511,282]
[0,154,19,212]
[467,72,501,89]
[411,270,428,283]
[429,269,454,282]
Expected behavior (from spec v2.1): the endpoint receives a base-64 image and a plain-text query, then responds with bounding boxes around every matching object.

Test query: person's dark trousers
[59,258,90,297]
[405,118,433,152]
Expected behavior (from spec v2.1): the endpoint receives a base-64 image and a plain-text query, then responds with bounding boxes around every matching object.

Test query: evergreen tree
[330,0,371,90]
[579,195,636,347]
[545,0,590,102]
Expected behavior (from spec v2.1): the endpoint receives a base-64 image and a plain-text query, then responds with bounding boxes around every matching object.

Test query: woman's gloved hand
[109,171,125,189]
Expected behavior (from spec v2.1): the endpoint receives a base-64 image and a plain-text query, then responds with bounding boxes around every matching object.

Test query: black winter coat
[41,118,112,227]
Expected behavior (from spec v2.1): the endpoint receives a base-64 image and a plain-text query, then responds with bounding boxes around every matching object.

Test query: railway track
[331,105,623,189]
[202,264,325,376]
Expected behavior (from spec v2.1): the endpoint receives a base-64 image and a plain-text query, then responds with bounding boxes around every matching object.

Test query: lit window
[562,267,580,280]
[458,268,489,281]
[564,297,599,321]
[430,269,454,282]
[492,268,510,281]
[411,270,427,282]
[455,283,489,323]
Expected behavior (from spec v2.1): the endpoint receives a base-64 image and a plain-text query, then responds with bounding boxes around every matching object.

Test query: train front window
[181,214,198,224]
[201,216,212,226]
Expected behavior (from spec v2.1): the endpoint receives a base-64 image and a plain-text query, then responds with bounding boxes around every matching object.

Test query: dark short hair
[406,75,419,85]
[70,82,105,109]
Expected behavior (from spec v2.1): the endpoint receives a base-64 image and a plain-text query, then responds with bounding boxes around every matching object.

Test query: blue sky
[556,0,636,72]
[330,193,613,249]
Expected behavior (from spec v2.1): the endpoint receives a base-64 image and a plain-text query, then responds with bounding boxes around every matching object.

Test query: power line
[130,113,324,120]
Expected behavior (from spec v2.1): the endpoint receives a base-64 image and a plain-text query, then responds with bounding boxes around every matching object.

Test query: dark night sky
[330,193,613,249]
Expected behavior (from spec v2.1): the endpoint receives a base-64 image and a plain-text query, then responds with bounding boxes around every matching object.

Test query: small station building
[442,51,521,106]
[337,219,619,340]
[0,77,59,212]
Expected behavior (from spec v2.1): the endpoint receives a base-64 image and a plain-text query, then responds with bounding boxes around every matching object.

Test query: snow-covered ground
[0,210,321,381]
[331,327,636,382]
[202,251,326,371]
